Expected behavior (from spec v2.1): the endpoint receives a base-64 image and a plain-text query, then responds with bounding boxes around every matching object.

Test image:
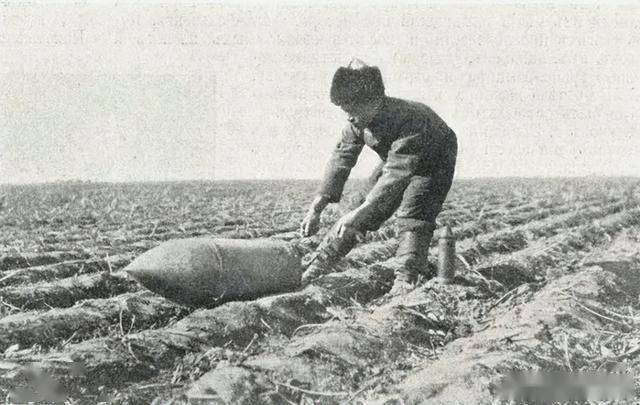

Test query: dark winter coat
[317,96,458,235]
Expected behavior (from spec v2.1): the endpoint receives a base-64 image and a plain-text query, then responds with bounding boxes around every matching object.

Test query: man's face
[340,101,379,128]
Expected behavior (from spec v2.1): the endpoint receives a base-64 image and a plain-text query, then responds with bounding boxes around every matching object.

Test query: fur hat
[330,59,385,106]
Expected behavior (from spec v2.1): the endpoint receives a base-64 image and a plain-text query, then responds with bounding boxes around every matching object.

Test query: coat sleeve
[316,123,365,203]
[363,132,426,209]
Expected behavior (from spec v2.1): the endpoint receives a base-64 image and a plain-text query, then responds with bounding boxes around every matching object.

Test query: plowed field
[1,178,639,404]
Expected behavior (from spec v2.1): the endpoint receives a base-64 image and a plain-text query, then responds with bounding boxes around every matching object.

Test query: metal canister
[437,225,456,283]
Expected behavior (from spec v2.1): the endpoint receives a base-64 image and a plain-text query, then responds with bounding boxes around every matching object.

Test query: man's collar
[367,96,389,129]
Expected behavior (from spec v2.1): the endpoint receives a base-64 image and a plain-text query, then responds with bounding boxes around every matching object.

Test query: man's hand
[300,210,321,237]
[300,195,330,237]
[334,204,371,238]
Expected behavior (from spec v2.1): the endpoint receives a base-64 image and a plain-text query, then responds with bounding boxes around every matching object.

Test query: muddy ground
[0,178,639,404]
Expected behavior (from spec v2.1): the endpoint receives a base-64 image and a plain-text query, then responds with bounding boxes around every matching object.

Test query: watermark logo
[496,370,634,403]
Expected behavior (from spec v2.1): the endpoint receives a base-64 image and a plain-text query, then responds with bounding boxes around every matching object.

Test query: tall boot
[300,229,359,285]
[388,231,432,295]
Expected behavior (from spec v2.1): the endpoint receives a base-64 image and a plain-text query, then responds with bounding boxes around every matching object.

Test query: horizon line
[2,174,639,187]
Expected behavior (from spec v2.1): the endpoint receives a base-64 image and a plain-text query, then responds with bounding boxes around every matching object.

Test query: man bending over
[300,59,458,295]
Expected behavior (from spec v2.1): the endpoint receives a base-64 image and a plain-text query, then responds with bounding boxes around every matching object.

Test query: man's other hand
[300,211,321,237]
[335,205,369,238]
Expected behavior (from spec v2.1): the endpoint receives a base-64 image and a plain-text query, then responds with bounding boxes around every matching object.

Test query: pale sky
[1,2,639,183]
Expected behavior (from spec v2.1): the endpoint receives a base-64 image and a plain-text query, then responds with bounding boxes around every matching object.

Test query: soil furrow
[0,251,92,272]
[0,292,190,352]
[0,254,133,288]
[374,263,640,404]
[475,209,640,288]
[0,273,138,311]
[346,201,626,272]
[455,202,625,266]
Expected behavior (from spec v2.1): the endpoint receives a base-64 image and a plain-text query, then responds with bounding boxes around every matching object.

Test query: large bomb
[123,238,304,307]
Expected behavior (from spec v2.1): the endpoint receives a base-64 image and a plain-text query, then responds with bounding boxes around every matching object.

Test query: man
[300,59,458,295]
